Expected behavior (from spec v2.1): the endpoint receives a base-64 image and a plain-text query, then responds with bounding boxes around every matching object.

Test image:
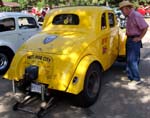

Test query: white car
[0,12,41,74]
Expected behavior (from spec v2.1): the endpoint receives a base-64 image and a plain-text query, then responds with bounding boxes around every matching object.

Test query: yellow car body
[4,6,126,107]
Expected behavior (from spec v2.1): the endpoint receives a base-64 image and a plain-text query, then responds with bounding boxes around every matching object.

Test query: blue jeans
[126,37,141,81]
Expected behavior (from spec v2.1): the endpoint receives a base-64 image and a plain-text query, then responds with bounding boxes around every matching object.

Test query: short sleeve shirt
[126,9,148,36]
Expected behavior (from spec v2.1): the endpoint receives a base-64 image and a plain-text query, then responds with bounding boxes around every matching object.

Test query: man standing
[119,1,148,85]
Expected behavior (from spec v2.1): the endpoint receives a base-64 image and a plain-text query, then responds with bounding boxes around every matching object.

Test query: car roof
[50,6,113,14]
[42,6,114,29]
[0,12,34,18]
[54,5,112,9]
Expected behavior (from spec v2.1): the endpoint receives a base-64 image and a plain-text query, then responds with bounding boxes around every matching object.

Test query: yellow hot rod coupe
[3,6,126,112]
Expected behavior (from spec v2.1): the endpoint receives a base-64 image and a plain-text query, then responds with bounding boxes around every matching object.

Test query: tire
[12,102,19,111]
[75,62,102,107]
[0,49,14,74]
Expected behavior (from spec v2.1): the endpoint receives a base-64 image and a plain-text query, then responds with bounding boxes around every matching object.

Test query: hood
[20,31,90,55]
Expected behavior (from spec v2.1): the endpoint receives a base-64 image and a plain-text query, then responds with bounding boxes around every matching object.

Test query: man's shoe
[128,80,142,86]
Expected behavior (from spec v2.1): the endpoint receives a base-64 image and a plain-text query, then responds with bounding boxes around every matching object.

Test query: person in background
[38,5,50,22]
[119,1,148,86]
[136,5,146,16]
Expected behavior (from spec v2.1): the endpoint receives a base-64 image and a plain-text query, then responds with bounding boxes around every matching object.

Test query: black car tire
[75,62,102,107]
[0,49,14,74]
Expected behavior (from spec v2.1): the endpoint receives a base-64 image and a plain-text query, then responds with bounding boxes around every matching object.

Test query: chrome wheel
[0,53,8,71]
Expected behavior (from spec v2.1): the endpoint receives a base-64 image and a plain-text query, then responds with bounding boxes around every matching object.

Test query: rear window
[0,18,15,32]
[52,14,79,25]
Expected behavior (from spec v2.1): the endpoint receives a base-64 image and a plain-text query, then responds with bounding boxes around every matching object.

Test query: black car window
[0,18,15,32]
[101,13,107,30]
[52,14,79,25]
[18,17,37,29]
[108,13,115,28]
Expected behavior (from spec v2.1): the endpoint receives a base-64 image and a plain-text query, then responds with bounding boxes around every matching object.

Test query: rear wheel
[0,49,14,74]
[75,62,102,107]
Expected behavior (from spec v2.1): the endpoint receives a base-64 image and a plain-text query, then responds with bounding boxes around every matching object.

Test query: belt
[127,35,140,38]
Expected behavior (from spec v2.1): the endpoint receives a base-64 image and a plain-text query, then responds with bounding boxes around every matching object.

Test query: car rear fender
[66,55,103,95]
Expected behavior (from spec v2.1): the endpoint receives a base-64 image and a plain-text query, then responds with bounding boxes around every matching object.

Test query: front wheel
[75,62,102,107]
[0,50,14,74]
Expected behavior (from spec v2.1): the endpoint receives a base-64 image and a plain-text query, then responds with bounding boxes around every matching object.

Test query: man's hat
[119,1,133,9]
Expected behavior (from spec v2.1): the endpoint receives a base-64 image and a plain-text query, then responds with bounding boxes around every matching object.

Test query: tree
[2,0,150,11]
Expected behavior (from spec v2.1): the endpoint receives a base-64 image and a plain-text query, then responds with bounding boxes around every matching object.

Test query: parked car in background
[4,6,126,107]
[137,6,146,16]
[0,12,41,74]
[113,7,122,16]
[113,7,126,29]
[136,5,150,17]
[145,6,150,16]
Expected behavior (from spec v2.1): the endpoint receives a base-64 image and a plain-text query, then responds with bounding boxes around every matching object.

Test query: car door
[108,12,119,63]
[99,12,112,69]
[17,16,40,43]
[0,17,19,51]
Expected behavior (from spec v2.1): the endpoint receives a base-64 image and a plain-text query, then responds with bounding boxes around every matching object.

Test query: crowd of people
[137,5,150,16]
[21,3,150,25]
[21,5,50,22]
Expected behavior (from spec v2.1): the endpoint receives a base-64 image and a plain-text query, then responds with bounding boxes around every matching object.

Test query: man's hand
[133,37,141,42]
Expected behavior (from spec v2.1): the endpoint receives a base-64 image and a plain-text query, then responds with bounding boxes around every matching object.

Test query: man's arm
[133,26,148,42]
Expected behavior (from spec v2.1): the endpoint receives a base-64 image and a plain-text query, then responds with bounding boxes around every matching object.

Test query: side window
[108,13,115,28]
[0,18,15,32]
[101,13,106,30]
[18,17,37,29]
[52,14,79,25]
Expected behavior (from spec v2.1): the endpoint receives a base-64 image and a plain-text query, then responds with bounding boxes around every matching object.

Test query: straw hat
[119,1,133,9]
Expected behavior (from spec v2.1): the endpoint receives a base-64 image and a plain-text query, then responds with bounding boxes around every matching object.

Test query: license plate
[31,83,42,93]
